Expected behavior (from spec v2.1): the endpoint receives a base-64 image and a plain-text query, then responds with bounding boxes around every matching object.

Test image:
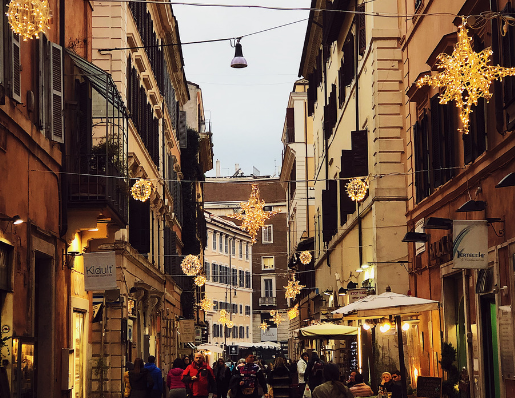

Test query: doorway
[481,296,500,398]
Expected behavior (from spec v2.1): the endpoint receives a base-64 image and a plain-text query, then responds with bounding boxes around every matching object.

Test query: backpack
[311,360,323,378]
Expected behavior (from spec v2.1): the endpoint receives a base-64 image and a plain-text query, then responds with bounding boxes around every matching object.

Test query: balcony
[259,297,277,306]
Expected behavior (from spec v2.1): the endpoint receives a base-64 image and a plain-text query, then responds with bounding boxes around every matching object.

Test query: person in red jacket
[182,352,217,398]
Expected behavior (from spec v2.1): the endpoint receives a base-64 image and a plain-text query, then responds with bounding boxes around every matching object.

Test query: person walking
[349,373,374,397]
[167,358,187,398]
[124,362,134,398]
[145,356,164,398]
[311,364,354,398]
[182,352,217,398]
[268,357,291,398]
[214,358,232,398]
[297,353,309,397]
[304,352,325,393]
[228,353,269,398]
[129,358,154,398]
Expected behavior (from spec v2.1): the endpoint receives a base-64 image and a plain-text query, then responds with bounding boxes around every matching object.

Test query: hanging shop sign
[348,288,370,304]
[179,319,195,343]
[453,221,488,269]
[261,326,277,342]
[83,251,117,291]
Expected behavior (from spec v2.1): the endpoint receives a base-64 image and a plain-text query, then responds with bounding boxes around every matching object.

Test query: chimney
[235,163,240,173]
[216,160,221,177]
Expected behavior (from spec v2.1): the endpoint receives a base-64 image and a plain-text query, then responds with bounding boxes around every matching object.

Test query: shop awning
[237,341,282,349]
[332,292,439,318]
[196,344,224,354]
[298,323,358,339]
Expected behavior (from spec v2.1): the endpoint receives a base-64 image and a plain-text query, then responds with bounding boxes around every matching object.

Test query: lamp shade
[402,232,429,242]
[231,43,247,68]
[456,200,486,212]
[496,172,515,188]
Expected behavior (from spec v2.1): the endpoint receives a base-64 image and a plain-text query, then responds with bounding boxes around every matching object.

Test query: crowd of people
[123,352,405,398]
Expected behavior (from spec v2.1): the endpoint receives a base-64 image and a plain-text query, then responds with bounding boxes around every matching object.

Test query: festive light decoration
[226,184,280,243]
[218,309,234,328]
[284,278,305,299]
[180,255,202,276]
[271,311,284,325]
[417,17,515,135]
[299,251,312,265]
[6,0,51,41]
[199,298,212,312]
[269,310,276,317]
[226,320,234,329]
[194,274,207,287]
[346,177,369,202]
[131,179,153,202]
[260,321,269,331]
[402,322,410,331]
[287,304,299,320]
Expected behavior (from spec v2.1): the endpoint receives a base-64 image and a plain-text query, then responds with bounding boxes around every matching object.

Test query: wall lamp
[402,232,429,242]
[456,200,486,212]
[338,287,346,296]
[323,288,333,296]
[62,249,82,269]
[0,214,24,233]
[424,217,452,230]
[496,172,515,188]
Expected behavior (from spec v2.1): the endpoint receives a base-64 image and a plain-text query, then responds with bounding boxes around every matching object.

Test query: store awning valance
[298,323,358,339]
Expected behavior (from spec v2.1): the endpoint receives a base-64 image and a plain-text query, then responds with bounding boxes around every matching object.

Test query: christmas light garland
[271,311,284,325]
[299,251,312,265]
[180,255,202,276]
[6,0,51,41]
[131,179,153,202]
[346,177,369,202]
[194,274,207,287]
[260,321,269,331]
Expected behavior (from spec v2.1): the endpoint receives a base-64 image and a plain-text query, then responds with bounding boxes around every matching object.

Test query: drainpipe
[354,12,363,268]
[323,43,331,268]
[305,100,310,238]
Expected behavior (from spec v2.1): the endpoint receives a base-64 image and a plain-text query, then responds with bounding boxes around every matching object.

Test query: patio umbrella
[196,343,224,354]
[299,323,358,339]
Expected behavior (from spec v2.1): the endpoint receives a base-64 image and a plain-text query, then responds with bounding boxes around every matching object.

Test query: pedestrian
[346,372,356,388]
[182,352,217,398]
[390,370,403,398]
[304,352,325,392]
[124,362,134,398]
[232,359,246,376]
[129,358,154,398]
[228,353,269,398]
[378,372,393,397]
[214,358,232,398]
[268,357,291,398]
[145,356,164,398]
[167,358,187,398]
[297,352,309,397]
[349,373,373,397]
[183,356,191,369]
[311,364,353,398]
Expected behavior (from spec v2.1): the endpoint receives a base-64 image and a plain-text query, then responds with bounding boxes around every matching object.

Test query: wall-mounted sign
[127,298,136,318]
[453,221,488,269]
[261,327,277,342]
[348,288,369,304]
[83,252,117,291]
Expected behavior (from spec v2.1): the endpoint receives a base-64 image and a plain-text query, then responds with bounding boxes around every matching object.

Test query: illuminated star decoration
[218,310,234,328]
[131,179,153,202]
[271,311,284,325]
[260,321,269,331]
[417,17,515,135]
[226,184,280,243]
[346,177,369,202]
[194,274,207,287]
[299,251,312,265]
[7,0,51,41]
[199,298,212,312]
[181,255,202,276]
[288,304,299,320]
[284,278,305,299]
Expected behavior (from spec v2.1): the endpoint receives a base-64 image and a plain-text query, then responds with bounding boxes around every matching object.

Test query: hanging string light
[284,278,305,299]
[288,304,299,320]
[299,251,312,265]
[180,255,202,276]
[6,0,51,41]
[271,311,284,325]
[346,177,369,202]
[131,179,153,202]
[226,184,280,243]
[260,321,269,331]
[194,274,207,287]
[417,17,515,135]
[199,298,212,312]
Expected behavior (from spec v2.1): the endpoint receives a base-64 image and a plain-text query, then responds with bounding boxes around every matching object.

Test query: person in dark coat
[229,353,269,398]
[214,358,232,398]
[305,352,325,392]
[145,355,164,398]
[268,357,291,398]
[129,358,154,398]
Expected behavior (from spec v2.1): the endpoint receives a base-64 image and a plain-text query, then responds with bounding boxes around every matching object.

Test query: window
[220,265,226,284]
[240,304,243,314]
[262,225,273,243]
[232,269,238,286]
[231,239,235,257]
[212,263,219,283]
[246,326,249,339]
[245,243,249,260]
[205,262,210,281]
[219,234,223,252]
[212,232,217,251]
[224,235,229,254]
[213,300,219,311]
[233,326,238,339]
[264,279,273,297]
[245,305,251,316]
[239,270,244,287]
[262,256,275,270]
[239,241,243,259]
[239,326,245,339]
[233,303,238,313]
[245,271,251,288]
[357,2,366,56]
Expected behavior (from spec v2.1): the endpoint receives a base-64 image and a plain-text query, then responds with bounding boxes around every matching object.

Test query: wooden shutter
[49,43,64,143]
[343,34,354,86]
[286,107,295,143]
[357,3,366,56]
[430,95,442,188]
[10,32,21,103]
[442,103,455,183]
[340,150,355,223]
[129,198,151,254]
[351,129,368,177]
[38,36,48,134]
[322,180,338,242]
[338,60,345,107]
[414,114,430,202]
[178,110,187,148]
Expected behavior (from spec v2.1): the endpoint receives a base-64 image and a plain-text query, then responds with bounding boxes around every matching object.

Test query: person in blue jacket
[145,355,164,398]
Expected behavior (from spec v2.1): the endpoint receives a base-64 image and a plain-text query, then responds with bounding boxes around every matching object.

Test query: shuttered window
[501,3,515,106]
[463,97,486,164]
[324,84,337,139]
[129,199,151,254]
[338,60,345,108]
[357,3,366,56]
[430,95,455,188]
[343,34,355,86]
[413,113,430,202]
[10,32,21,103]
[322,180,338,242]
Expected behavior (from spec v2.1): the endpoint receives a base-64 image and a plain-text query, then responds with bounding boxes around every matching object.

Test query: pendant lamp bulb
[231,38,247,68]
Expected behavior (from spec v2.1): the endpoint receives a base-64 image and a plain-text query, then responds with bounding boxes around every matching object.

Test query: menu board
[499,306,515,379]
[417,376,442,398]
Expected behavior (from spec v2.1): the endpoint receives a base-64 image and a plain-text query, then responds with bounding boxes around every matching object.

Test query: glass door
[12,339,35,398]
[72,312,85,398]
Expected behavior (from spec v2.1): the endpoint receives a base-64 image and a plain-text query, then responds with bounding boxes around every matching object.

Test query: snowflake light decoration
[271,311,284,325]
[284,278,305,299]
[417,17,515,135]
[288,304,299,320]
[194,274,207,287]
[260,321,269,331]
[7,0,51,41]
[346,177,369,202]
[181,255,202,276]
[299,251,312,265]
[226,184,279,243]
[131,179,153,202]
[218,310,229,324]
[199,298,212,311]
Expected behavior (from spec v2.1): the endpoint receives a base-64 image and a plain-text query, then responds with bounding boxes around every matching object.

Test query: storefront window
[73,312,85,398]
[12,339,34,398]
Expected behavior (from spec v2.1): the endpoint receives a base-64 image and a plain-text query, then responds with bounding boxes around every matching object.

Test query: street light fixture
[231,38,248,68]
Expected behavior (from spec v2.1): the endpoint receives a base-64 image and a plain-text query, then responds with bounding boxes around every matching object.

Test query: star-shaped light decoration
[299,251,312,265]
[269,310,276,317]
[346,177,369,202]
[271,311,284,325]
[284,278,305,299]
[288,304,299,320]
[218,310,229,325]
[260,321,269,331]
[417,17,515,135]
[226,184,280,243]
[199,298,212,312]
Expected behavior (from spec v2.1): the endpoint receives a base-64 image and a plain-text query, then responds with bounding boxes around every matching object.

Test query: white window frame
[212,231,217,251]
[262,225,273,243]
[261,256,275,270]
[239,240,243,259]
[261,276,276,297]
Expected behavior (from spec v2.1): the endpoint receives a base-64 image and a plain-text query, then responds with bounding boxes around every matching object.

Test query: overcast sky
[172,1,311,177]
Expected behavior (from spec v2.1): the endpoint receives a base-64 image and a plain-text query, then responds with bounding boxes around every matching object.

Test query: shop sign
[499,306,515,379]
[179,319,195,343]
[83,252,117,291]
[261,327,277,341]
[127,298,136,318]
[453,221,488,269]
[348,288,369,303]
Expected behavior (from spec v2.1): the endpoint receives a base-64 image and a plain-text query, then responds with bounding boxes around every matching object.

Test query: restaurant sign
[348,288,370,304]
[83,252,117,291]
[453,220,488,269]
